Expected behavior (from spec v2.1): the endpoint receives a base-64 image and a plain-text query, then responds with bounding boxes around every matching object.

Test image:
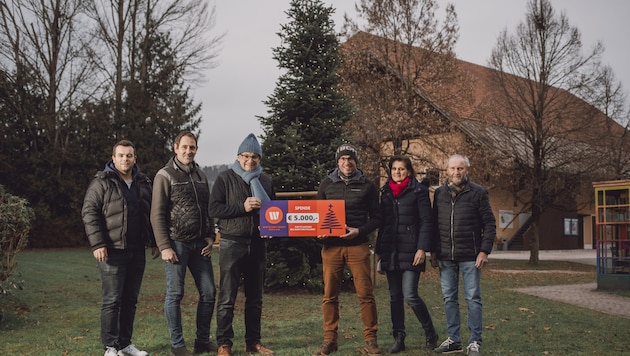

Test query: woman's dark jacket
[432,180,496,262]
[82,162,155,251]
[316,168,382,247]
[375,177,433,272]
[151,157,213,251]
[209,168,275,244]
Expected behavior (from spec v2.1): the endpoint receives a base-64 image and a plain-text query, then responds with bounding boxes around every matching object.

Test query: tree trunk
[529,219,540,264]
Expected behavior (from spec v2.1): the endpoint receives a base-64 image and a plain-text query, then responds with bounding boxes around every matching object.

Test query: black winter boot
[426,332,439,350]
[389,332,406,353]
[411,303,438,350]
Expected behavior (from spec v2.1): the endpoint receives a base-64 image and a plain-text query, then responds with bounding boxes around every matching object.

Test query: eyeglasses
[239,153,260,161]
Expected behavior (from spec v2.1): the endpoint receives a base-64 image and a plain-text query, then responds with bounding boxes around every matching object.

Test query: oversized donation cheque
[259,200,346,237]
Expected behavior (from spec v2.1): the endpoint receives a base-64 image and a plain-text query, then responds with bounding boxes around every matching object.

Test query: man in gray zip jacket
[151,131,217,356]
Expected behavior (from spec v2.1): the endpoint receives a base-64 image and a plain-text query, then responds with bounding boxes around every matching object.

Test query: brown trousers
[320,243,378,343]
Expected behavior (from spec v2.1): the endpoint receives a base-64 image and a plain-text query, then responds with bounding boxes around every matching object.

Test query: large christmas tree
[260,0,352,192]
[259,0,353,291]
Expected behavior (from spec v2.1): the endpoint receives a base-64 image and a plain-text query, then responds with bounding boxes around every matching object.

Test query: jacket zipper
[119,179,128,249]
[449,188,472,259]
[450,200,455,259]
[189,172,203,239]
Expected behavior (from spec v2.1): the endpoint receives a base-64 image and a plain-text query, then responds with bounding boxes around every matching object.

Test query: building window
[499,210,514,229]
[564,218,579,236]
[424,167,440,186]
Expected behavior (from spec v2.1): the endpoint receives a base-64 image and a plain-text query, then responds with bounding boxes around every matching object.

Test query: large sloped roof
[341,31,628,169]
[459,119,604,173]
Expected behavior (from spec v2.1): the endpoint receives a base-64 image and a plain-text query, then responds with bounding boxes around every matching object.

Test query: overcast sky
[192,0,630,167]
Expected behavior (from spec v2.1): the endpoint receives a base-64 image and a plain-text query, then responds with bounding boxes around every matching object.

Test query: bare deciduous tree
[590,66,630,179]
[0,0,97,148]
[486,0,624,263]
[85,0,223,122]
[0,0,224,245]
[0,0,98,223]
[339,0,469,180]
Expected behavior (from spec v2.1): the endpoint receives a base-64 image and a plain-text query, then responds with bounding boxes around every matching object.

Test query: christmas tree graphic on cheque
[320,203,344,234]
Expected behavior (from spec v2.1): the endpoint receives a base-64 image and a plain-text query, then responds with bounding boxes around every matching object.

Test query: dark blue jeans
[216,238,267,347]
[439,260,482,344]
[386,269,436,339]
[98,247,146,350]
[164,239,216,348]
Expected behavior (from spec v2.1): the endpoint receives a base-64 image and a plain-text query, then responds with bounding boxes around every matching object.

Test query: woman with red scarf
[375,155,438,354]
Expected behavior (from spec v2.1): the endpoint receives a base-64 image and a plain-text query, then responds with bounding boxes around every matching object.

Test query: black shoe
[193,340,218,354]
[426,333,439,350]
[389,333,405,353]
[434,337,463,354]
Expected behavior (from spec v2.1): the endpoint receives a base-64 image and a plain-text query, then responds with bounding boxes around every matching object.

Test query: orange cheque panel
[259,200,346,237]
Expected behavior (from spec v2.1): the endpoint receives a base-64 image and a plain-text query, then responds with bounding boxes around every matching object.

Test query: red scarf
[388,176,410,198]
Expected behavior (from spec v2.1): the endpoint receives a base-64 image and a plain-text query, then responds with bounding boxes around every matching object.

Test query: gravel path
[510,282,630,319]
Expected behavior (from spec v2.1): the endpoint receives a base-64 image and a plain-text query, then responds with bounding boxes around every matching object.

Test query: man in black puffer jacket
[209,133,275,356]
[430,154,495,356]
[82,139,157,356]
[313,143,383,356]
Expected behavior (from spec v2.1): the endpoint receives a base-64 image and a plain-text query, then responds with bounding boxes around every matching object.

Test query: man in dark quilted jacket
[313,143,383,356]
[151,131,217,356]
[82,139,156,356]
[430,154,496,356]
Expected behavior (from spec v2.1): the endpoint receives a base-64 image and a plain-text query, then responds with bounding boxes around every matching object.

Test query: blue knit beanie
[238,133,262,157]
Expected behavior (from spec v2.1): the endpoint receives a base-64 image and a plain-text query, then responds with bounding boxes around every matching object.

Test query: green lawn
[1,248,629,355]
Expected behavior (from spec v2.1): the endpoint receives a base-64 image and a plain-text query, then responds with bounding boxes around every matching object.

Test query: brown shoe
[170,346,193,356]
[313,342,338,356]
[193,340,219,354]
[217,344,231,356]
[360,340,382,356]
[245,342,275,355]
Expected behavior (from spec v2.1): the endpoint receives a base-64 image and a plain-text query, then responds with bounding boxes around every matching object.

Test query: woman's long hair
[387,155,415,178]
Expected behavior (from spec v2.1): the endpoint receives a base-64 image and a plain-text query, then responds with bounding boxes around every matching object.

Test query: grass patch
[1,248,629,355]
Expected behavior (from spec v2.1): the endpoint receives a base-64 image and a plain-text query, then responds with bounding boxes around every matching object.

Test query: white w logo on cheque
[268,211,281,220]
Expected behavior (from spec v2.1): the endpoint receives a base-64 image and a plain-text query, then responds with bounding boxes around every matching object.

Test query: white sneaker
[104,347,118,356]
[466,341,481,356]
[118,344,148,356]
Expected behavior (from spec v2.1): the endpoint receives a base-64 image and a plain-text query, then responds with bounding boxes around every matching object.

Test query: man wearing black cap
[209,133,275,356]
[313,143,383,356]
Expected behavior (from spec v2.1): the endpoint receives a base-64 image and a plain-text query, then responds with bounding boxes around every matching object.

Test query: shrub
[265,237,359,293]
[265,238,324,292]
[0,185,35,295]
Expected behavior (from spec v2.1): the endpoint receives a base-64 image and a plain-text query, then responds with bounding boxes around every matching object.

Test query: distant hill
[202,164,229,189]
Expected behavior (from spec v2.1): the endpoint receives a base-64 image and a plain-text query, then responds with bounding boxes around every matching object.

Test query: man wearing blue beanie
[209,133,275,356]
[238,133,263,158]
